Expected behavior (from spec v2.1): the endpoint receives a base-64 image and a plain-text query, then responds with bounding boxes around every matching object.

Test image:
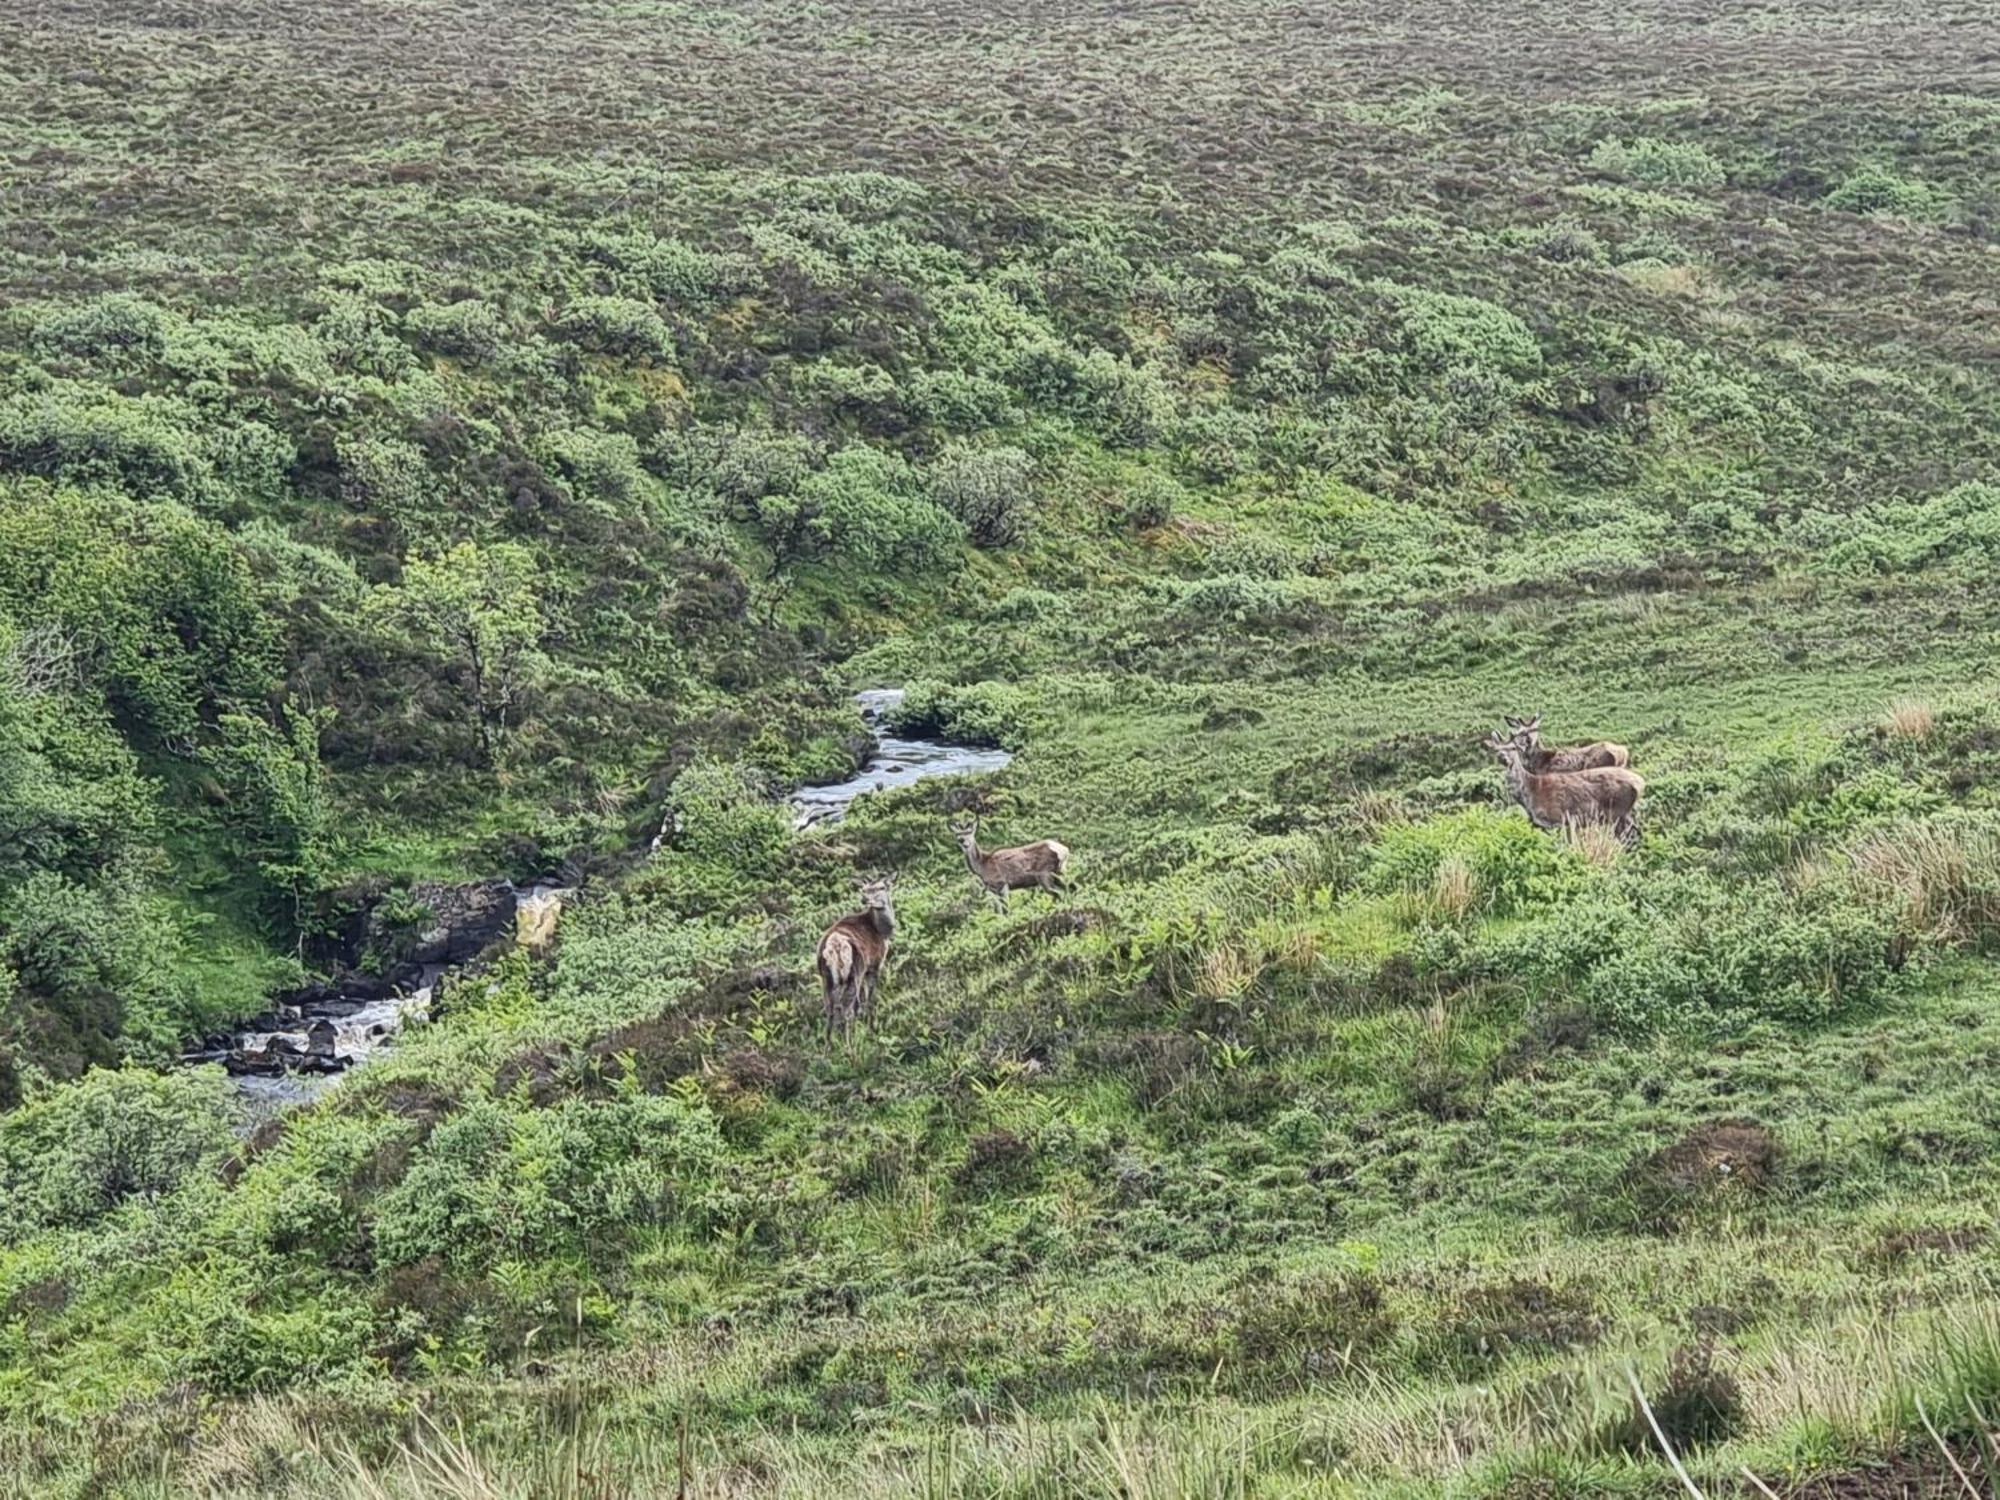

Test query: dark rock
[370,880,518,967]
[306,1020,339,1056]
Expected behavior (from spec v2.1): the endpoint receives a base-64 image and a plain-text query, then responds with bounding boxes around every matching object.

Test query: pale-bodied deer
[1485,730,1644,845]
[950,817,1070,908]
[816,874,896,1038]
[1503,713,1629,773]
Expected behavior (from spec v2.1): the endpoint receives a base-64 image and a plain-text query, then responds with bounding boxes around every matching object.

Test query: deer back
[1524,739,1630,773]
[1527,765,1643,826]
[820,908,891,975]
[976,839,1070,888]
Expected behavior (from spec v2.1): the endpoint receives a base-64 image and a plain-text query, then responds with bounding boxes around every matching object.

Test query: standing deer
[951,817,1071,908]
[1485,731,1645,845]
[816,874,896,1039]
[1503,713,1629,772]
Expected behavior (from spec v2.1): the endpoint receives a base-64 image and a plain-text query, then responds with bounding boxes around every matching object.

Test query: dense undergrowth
[2,0,1998,1493]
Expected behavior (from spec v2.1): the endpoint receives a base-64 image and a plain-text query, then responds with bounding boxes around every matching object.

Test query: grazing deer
[816,874,896,1038]
[1504,713,1630,772]
[951,817,1071,908]
[1485,731,1644,845]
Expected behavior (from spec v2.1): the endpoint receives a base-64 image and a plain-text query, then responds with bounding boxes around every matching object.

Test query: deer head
[948,816,980,850]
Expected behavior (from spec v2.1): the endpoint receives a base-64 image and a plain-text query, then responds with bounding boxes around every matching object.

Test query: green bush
[1367,808,1587,918]
[757,445,963,575]
[885,678,1033,750]
[1120,470,1185,530]
[405,298,510,360]
[1588,136,1726,189]
[1376,284,1543,376]
[0,1068,234,1239]
[371,1092,728,1269]
[0,487,278,746]
[29,294,175,363]
[1822,167,1952,220]
[553,296,676,360]
[668,758,792,874]
[928,444,1034,547]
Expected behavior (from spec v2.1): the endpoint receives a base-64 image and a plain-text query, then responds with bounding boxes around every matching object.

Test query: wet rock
[306,1020,339,1057]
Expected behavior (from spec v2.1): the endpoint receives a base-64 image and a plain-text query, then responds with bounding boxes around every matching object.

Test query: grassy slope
[3,0,2000,1495]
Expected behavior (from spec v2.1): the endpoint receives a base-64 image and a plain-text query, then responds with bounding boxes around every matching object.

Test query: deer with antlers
[1485,729,1644,845]
[951,817,1071,908]
[1502,713,1629,772]
[816,874,896,1038]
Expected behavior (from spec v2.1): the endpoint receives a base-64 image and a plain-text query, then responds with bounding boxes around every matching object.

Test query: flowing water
[187,883,569,1107]
[789,689,1012,827]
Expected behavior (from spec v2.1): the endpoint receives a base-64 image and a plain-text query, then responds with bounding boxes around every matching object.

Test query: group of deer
[1483,712,1644,845]
[815,817,1069,1037]
[817,717,1638,1038]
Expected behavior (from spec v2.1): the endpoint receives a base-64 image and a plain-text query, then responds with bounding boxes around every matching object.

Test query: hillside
[2,0,1999,1494]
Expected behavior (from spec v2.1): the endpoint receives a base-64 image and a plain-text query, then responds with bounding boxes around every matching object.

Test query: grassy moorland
[2,0,1999,1494]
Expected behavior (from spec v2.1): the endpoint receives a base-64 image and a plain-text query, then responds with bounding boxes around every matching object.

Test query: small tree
[372,541,545,765]
[929,445,1035,547]
[206,700,338,942]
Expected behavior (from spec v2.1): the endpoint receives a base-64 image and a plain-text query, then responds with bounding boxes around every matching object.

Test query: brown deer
[816,874,896,1038]
[951,817,1071,908]
[1485,731,1645,845]
[1504,714,1629,772]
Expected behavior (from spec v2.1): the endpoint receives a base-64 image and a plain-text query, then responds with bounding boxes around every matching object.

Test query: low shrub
[928,444,1035,548]
[1366,807,1586,918]
[0,1068,235,1239]
[1588,136,1727,189]
[886,679,1033,750]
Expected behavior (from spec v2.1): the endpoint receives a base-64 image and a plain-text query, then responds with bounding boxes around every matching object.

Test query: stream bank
[185,689,1009,1103]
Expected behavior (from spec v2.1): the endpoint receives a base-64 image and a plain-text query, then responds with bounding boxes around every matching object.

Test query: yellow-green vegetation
[2,0,1999,1494]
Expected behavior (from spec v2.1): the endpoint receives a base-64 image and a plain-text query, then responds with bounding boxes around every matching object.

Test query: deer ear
[1503,715,1523,729]
[1525,714,1542,730]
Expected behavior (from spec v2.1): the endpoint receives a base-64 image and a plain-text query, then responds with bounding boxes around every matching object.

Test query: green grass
[2,0,1999,1492]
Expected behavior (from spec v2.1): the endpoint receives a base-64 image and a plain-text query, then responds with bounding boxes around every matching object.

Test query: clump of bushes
[1822,167,1953,220]
[1119,471,1185,530]
[1366,807,1586,919]
[1588,136,1727,189]
[553,296,676,361]
[0,1068,235,1239]
[886,679,1032,750]
[753,445,964,575]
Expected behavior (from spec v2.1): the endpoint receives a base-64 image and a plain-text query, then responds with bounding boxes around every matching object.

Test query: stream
[187,691,1007,1105]
[789,689,1012,828]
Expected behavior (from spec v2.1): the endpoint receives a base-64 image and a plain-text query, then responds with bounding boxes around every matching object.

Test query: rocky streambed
[184,881,569,1104]
[189,689,1005,1103]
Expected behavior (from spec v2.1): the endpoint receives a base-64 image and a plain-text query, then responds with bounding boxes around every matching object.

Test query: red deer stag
[951,817,1071,908]
[816,874,896,1038]
[1485,731,1644,845]
[1503,713,1629,772]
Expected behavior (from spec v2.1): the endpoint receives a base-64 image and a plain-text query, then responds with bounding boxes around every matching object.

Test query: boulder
[368,880,518,967]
